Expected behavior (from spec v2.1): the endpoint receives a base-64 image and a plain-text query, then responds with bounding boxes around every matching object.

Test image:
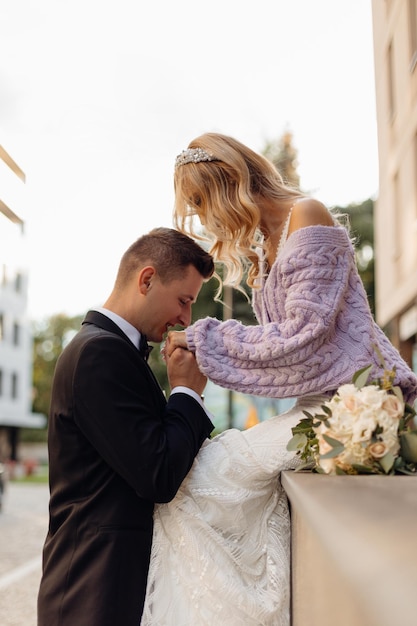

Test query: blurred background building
[0,146,45,464]
[372,0,417,371]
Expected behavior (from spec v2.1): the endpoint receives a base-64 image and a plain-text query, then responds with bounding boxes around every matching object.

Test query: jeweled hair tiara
[175,147,218,168]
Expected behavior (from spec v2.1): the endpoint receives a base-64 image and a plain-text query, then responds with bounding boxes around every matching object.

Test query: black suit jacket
[38,311,214,626]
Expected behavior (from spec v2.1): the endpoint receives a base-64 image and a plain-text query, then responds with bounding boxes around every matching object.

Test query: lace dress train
[141,396,326,626]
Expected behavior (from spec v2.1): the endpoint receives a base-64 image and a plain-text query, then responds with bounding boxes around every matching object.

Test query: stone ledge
[282,471,417,626]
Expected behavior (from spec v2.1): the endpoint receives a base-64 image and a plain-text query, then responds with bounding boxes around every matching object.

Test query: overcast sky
[0,0,378,320]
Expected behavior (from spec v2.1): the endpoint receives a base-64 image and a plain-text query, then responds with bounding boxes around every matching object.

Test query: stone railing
[282,471,417,626]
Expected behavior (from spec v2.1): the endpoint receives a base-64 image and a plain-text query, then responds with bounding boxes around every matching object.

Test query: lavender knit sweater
[186,225,417,404]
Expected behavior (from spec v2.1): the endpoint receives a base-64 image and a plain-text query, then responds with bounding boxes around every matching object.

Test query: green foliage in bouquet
[287,361,417,476]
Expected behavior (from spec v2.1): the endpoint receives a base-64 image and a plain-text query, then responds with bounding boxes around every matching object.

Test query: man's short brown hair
[116,227,214,286]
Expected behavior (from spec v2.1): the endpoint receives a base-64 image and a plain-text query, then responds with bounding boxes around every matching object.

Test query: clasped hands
[163,330,188,357]
[163,330,206,397]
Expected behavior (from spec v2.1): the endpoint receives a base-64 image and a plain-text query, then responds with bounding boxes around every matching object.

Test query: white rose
[329,422,352,441]
[358,385,385,410]
[376,411,401,441]
[379,433,400,457]
[325,407,355,439]
[369,441,388,459]
[334,385,361,413]
[381,394,404,420]
[351,414,378,443]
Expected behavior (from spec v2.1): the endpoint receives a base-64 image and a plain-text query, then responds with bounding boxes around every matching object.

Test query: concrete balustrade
[281,471,417,626]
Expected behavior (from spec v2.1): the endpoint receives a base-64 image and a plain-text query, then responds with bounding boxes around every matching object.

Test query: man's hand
[167,347,207,398]
[165,330,188,357]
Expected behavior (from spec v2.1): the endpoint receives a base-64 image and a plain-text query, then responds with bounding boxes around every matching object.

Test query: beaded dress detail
[141,212,327,626]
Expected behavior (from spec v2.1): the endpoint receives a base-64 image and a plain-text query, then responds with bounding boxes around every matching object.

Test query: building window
[410,0,417,71]
[12,322,20,346]
[11,373,18,399]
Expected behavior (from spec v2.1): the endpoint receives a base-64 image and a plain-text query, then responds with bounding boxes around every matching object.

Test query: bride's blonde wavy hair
[173,133,305,291]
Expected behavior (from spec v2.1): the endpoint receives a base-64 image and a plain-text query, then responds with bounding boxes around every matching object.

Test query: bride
[141,133,417,625]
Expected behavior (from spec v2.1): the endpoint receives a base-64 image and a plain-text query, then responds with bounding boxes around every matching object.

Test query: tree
[333,198,375,314]
[22,314,84,442]
[263,130,300,189]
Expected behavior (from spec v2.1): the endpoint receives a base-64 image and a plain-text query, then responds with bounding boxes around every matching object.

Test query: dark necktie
[139,334,153,361]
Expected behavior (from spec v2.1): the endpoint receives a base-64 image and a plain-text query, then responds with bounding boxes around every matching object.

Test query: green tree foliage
[26,314,84,440]
[333,198,375,314]
[263,131,300,189]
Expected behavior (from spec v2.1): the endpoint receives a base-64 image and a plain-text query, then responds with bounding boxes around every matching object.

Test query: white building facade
[0,146,45,462]
[371,0,417,370]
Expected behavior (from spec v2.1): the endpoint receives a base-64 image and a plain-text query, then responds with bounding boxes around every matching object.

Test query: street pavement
[0,481,49,626]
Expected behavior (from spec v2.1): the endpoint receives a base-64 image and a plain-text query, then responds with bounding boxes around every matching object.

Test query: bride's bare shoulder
[289,198,335,233]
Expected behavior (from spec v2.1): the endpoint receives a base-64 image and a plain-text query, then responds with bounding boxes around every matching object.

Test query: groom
[37,228,215,626]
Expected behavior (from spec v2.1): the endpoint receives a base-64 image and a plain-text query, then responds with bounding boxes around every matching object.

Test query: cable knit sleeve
[185,226,382,398]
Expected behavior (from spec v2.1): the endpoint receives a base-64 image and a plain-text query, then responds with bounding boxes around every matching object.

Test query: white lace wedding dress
[141,395,327,626]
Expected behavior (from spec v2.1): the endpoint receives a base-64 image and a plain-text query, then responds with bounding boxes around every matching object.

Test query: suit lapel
[82,310,133,345]
[82,310,165,399]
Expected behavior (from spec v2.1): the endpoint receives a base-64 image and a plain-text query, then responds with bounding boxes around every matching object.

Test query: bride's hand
[165,330,188,357]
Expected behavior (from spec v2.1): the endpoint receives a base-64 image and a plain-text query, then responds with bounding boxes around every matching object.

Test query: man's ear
[138,266,156,295]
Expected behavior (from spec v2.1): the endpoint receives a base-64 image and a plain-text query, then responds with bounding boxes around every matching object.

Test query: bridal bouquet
[287,364,417,475]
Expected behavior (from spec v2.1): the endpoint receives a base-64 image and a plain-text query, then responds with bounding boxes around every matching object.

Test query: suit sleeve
[72,335,214,503]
